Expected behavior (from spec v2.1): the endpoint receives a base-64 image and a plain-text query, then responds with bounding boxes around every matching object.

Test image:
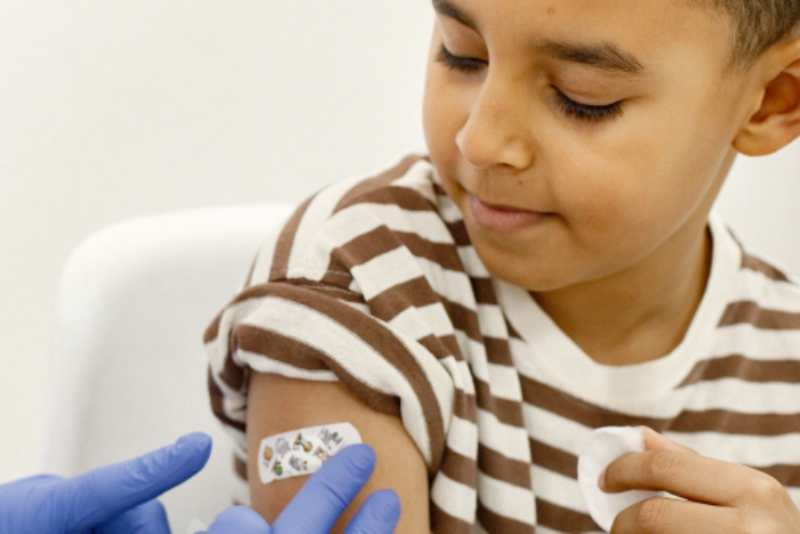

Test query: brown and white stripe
[204,152,800,533]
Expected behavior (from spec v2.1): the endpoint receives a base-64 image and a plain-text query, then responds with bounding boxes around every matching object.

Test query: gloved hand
[0,432,401,534]
[199,443,401,533]
[0,432,213,534]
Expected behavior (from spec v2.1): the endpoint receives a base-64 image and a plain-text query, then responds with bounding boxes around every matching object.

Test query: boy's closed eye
[434,42,625,123]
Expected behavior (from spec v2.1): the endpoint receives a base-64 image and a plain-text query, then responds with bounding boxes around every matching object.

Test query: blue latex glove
[0,433,401,533]
[200,443,401,534]
[0,432,213,534]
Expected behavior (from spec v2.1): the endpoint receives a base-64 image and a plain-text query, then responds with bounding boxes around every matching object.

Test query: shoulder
[250,153,470,299]
[245,373,431,532]
[279,151,441,243]
[294,151,453,254]
[721,226,800,331]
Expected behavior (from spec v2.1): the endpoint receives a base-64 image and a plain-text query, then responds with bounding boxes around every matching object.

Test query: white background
[1,1,798,483]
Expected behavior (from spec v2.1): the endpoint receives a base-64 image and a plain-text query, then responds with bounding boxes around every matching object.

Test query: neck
[530,220,713,365]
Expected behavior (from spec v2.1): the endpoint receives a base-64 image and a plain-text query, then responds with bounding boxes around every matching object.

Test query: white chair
[42,203,295,532]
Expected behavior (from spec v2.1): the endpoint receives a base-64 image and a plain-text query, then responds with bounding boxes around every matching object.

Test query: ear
[733,39,800,156]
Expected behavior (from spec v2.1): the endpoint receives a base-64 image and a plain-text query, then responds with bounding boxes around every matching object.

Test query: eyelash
[435,44,624,123]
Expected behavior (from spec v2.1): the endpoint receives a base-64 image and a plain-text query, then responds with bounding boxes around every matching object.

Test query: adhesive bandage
[257,422,363,484]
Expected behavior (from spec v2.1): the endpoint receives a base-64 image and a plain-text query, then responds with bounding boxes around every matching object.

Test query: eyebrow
[432,0,648,77]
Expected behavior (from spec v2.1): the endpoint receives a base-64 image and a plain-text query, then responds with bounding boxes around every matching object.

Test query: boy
[203,1,800,532]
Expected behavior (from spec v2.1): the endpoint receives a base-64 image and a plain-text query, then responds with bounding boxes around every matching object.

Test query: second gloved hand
[199,443,401,534]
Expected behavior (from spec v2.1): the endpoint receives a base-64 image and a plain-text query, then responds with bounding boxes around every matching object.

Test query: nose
[455,70,535,170]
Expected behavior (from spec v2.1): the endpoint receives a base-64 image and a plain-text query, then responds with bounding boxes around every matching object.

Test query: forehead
[433,0,731,77]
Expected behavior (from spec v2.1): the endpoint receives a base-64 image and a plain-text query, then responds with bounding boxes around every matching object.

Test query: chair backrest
[42,203,295,531]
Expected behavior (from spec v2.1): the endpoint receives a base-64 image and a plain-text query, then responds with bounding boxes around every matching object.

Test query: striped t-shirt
[203,152,800,533]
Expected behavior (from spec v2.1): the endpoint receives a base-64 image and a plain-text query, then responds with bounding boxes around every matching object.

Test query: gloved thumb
[204,506,271,533]
[53,432,212,531]
[271,444,376,532]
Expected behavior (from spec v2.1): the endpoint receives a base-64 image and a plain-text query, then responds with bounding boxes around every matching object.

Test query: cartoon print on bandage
[257,422,362,484]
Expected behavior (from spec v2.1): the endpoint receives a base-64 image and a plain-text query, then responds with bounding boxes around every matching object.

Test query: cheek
[552,106,705,237]
[422,31,475,166]
[549,153,683,279]
[552,153,643,245]
[422,70,473,203]
[553,138,714,282]
[422,69,458,152]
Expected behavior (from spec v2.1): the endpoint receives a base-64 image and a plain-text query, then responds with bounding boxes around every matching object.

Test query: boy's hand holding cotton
[578,425,800,533]
[577,426,673,531]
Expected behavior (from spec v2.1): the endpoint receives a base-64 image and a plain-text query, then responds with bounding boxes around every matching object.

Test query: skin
[422,0,800,365]
[599,427,800,532]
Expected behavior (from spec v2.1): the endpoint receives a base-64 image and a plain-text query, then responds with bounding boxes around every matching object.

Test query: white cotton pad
[576,425,673,532]
[257,422,362,484]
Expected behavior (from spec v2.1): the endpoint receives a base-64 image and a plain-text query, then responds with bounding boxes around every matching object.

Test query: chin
[468,238,562,292]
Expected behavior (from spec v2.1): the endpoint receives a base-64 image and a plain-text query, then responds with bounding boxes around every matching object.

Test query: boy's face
[422,0,764,291]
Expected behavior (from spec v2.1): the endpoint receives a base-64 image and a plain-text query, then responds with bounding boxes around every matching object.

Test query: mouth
[465,190,550,215]
[467,194,551,232]
[478,199,542,213]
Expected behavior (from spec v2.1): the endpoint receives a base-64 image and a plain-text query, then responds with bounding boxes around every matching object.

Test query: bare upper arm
[245,372,430,534]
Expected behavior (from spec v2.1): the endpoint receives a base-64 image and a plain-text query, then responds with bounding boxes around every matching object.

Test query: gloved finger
[272,443,376,533]
[205,505,271,533]
[0,474,63,502]
[53,432,212,531]
[96,499,170,534]
[344,489,402,534]
[0,474,64,487]
[0,475,64,534]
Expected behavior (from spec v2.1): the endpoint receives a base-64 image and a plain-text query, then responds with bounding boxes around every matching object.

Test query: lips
[472,196,547,214]
[480,199,536,213]
[460,182,551,213]
[468,194,550,232]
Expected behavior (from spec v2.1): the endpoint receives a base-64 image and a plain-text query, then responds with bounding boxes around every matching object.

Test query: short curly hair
[688,0,800,73]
